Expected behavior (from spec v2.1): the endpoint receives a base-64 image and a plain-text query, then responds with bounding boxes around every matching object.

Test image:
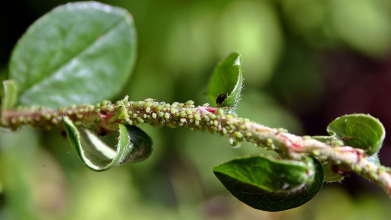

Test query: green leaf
[9,2,137,108]
[206,52,243,108]
[63,117,153,171]
[327,114,385,155]
[213,155,323,211]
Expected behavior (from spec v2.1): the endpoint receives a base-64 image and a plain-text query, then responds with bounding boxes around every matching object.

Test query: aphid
[216,94,227,106]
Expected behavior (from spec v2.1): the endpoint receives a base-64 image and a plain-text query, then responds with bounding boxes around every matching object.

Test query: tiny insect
[216,94,228,106]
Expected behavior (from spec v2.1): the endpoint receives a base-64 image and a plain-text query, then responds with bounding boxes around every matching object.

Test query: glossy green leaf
[327,114,385,155]
[9,2,137,108]
[213,155,323,211]
[1,80,18,112]
[63,117,153,171]
[206,52,243,108]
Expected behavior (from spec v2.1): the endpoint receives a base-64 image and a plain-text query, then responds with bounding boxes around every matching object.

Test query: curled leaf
[327,114,385,155]
[63,116,153,171]
[206,52,243,108]
[213,155,323,211]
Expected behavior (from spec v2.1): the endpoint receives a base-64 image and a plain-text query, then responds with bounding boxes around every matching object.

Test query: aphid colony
[120,98,261,148]
[6,97,284,151]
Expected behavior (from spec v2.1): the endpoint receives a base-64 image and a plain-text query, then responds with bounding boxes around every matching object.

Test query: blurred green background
[1,0,391,219]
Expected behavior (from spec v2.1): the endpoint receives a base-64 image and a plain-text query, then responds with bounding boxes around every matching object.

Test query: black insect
[216,94,227,106]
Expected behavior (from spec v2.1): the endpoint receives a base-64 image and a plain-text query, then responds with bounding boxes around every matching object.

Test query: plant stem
[1,97,391,195]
